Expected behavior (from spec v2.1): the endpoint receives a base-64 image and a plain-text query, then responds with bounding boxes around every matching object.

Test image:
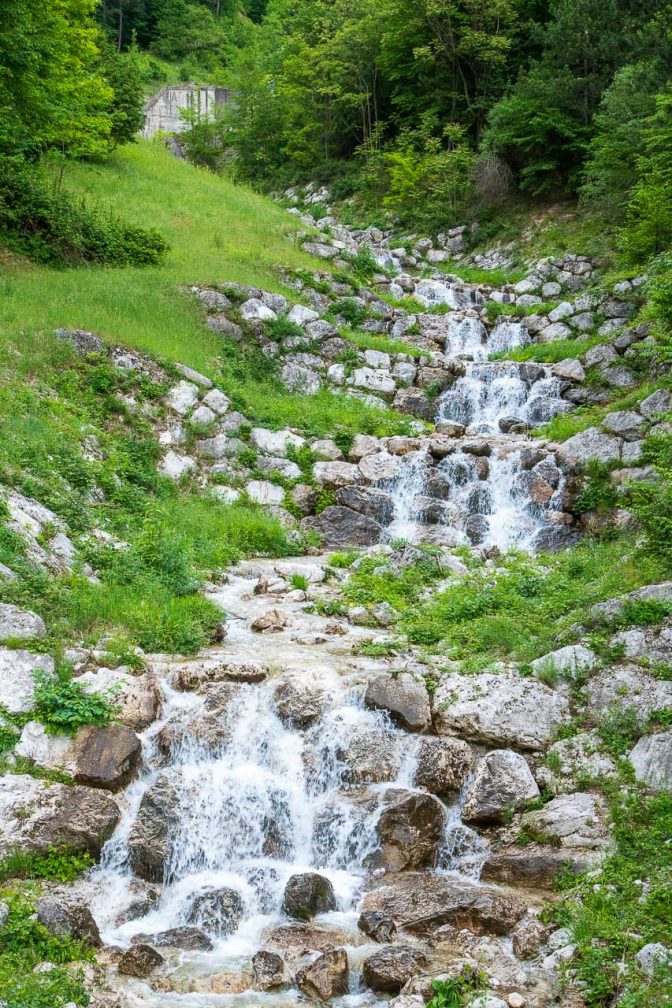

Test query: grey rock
[128,771,179,881]
[635,942,672,975]
[364,673,431,732]
[283,872,336,920]
[118,943,164,978]
[602,410,646,441]
[432,672,569,749]
[0,603,46,640]
[187,887,244,935]
[639,388,672,418]
[362,945,427,993]
[561,426,623,464]
[413,737,472,796]
[252,949,285,990]
[138,926,213,950]
[378,791,446,870]
[295,948,349,999]
[462,750,539,824]
[522,792,610,849]
[358,910,397,943]
[628,732,672,791]
[301,506,382,547]
[36,898,100,945]
[0,648,55,713]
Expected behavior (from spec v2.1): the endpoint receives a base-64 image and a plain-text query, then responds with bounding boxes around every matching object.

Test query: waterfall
[440,316,529,361]
[436,362,569,434]
[385,450,428,542]
[91,630,486,1004]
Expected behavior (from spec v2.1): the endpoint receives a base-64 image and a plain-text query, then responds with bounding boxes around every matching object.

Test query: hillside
[1,5,672,1008]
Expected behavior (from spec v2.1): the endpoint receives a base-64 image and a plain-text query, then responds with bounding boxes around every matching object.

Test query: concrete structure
[142,85,233,139]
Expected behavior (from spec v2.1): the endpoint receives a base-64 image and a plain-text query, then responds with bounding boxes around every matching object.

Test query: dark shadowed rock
[337,485,395,522]
[358,910,397,944]
[301,506,382,547]
[74,725,142,792]
[481,846,592,890]
[377,791,446,870]
[36,897,101,946]
[252,949,285,990]
[362,945,427,993]
[296,949,349,999]
[364,673,431,732]
[283,872,336,920]
[413,737,472,797]
[118,943,164,978]
[362,872,526,936]
[128,771,179,881]
[187,887,244,935]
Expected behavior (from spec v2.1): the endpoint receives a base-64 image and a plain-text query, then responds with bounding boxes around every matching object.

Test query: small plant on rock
[31,668,119,736]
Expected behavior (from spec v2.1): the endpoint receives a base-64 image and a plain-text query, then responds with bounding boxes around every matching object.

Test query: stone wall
[142,85,233,139]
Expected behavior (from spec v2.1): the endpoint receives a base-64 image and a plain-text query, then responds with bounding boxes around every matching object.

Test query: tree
[0,0,113,159]
[100,42,145,146]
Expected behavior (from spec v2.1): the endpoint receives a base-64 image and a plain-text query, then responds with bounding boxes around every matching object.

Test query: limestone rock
[246,480,286,506]
[159,450,196,479]
[561,426,623,464]
[413,737,472,797]
[118,944,164,978]
[0,603,46,640]
[639,389,672,418]
[432,672,569,750]
[340,729,401,784]
[166,380,199,415]
[0,774,119,858]
[358,910,396,943]
[252,949,285,990]
[313,461,361,488]
[536,732,616,795]
[240,298,277,321]
[628,732,672,791]
[511,915,549,959]
[136,926,213,950]
[364,673,431,732]
[0,648,55,713]
[585,666,672,725]
[522,792,610,849]
[128,771,179,880]
[77,668,159,732]
[302,506,382,547]
[250,428,305,456]
[481,846,594,890]
[273,680,324,729]
[283,872,336,920]
[295,949,349,999]
[362,945,427,993]
[462,750,539,824]
[530,645,596,680]
[362,872,526,936]
[358,452,402,482]
[187,887,244,935]
[377,791,446,870]
[251,608,288,633]
[551,359,585,382]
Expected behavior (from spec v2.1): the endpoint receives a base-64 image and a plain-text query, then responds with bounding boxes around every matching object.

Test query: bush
[0,847,93,884]
[31,669,118,735]
[0,156,169,266]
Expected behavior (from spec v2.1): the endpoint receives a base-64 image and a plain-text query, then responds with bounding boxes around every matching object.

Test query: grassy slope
[0,141,310,373]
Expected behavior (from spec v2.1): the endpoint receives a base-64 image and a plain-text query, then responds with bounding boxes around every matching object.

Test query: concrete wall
[142,85,233,139]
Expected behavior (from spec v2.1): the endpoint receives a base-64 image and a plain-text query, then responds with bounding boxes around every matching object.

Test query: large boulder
[283,872,336,920]
[187,887,245,935]
[339,729,401,784]
[0,775,119,858]
[362,945,427,993]
[16,721,141,791]
[462,750,539,824]
[481,846,594,890]
[521,792,610,850]
[361,873,526,936]
[364,673,431,732]
[358,453,402,482]
[250,428,305,456]
[295,949,349,999]
[585,667,672,725]
[530,645,596,680]
[77,668,159,732]
[628,732,672,791]
[74,724,142,791]
[128,771,180,881]
[0,648,55,713]
[432,672,569,750]
[377,791,446,870]
[413,737,472,797]
[134,926,213,950]
[301,506,382,547]
[535,732,617,795]
[313,462,361,488]
[0,603,46,640]
[560,426,623,465]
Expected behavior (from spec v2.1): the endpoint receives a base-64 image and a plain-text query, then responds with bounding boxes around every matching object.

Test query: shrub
[0,155,169,267]
[31,669,118,736]
[0,847,93,884]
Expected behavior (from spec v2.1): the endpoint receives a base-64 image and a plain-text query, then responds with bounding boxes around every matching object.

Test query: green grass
[493,333,604,363]
[434,261,526,287]
[345,328,426,358]
[534,380,661,441]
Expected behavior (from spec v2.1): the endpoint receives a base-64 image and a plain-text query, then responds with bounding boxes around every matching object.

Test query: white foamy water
[437,362,569,434]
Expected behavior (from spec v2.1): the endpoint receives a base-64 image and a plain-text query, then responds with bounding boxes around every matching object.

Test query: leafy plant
[0,847,93,884]
[426,967,487,1008]
[31,669,118,736]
